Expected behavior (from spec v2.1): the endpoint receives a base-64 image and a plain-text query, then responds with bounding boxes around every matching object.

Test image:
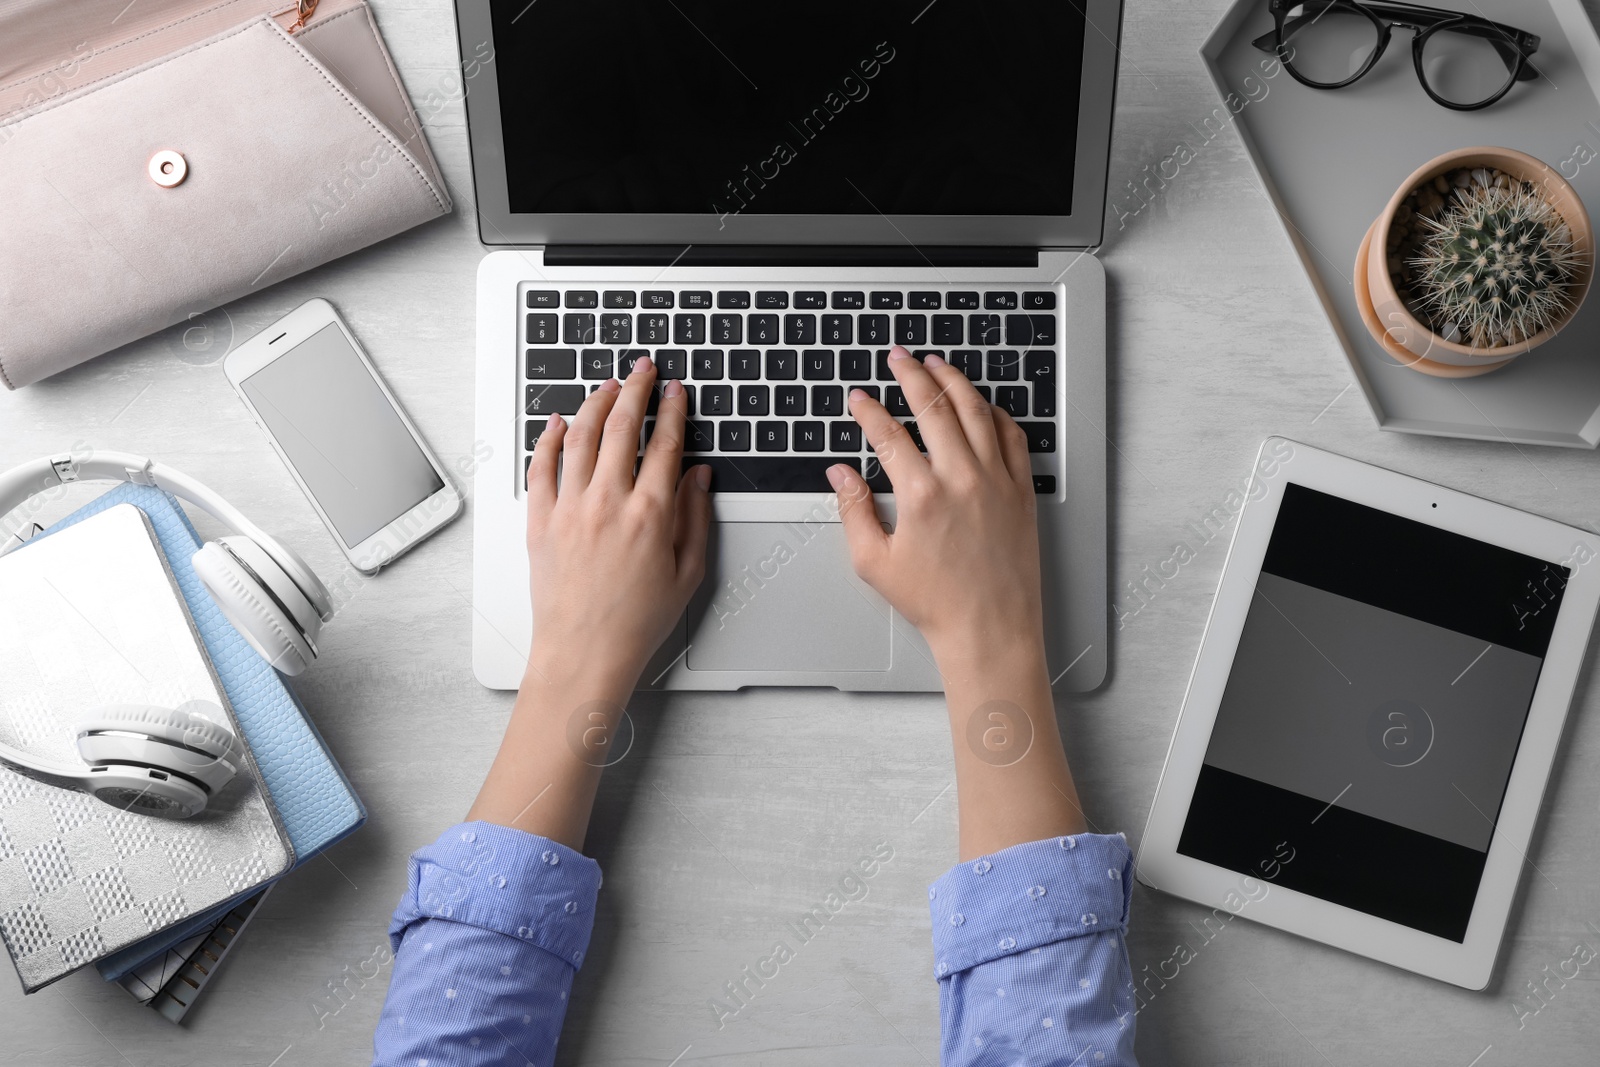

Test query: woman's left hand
[522,356,713,690]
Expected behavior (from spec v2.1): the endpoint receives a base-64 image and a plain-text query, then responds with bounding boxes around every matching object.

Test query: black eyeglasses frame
[1250,0,1541,112]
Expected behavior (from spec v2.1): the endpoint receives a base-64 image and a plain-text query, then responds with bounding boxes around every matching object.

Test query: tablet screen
[1178,484,1569,942]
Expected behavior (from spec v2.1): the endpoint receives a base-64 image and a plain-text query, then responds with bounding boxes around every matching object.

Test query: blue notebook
[32,485,366,980]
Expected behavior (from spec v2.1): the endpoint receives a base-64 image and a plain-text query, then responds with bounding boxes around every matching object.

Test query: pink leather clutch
[0,0,452,389]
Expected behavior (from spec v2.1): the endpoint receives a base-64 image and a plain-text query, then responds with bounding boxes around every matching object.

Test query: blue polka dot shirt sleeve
[371,821,602,1067]
[929,833,1138,1066]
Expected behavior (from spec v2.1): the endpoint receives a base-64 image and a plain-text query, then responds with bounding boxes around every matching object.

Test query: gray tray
[1202,0,1600,448]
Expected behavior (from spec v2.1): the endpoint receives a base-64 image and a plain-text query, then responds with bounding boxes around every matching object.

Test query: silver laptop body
[459,0,1124,693]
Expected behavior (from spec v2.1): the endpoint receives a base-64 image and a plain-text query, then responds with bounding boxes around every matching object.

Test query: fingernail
[600,378,621,393]
[924,353,945,367]
[663,378,683,397]
[826,464,849,490]
[849,388,867,402]
[888,345,911,362]
[630,354,653,376]
[694,464,712,490]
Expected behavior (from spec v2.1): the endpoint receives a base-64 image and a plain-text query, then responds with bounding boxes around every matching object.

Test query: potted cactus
[1354,147,1594,378]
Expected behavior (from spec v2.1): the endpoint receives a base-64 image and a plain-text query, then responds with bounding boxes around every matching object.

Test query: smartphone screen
[241,323,443,546]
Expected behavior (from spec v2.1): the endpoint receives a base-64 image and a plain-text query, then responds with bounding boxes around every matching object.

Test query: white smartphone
[225,299,462,574]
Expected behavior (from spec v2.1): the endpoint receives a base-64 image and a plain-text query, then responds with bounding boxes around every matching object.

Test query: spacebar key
[684,456,855,492]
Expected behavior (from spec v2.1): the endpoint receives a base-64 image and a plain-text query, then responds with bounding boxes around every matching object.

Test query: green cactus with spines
[1408,183,1583,349]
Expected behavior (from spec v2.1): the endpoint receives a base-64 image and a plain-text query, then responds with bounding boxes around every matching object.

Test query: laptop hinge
[542,245,1040,268]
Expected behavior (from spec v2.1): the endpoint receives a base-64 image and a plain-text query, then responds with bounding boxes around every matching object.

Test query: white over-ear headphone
[0,702,240,819]
[0,450,333,676]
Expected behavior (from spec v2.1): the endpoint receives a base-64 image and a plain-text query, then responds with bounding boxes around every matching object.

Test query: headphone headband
[0,450,332,621]
[0,739,90,782]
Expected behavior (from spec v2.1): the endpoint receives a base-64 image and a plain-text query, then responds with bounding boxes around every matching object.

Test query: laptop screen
[488,1,1087,218]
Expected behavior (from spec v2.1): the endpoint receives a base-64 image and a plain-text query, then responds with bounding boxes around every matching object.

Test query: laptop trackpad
[685,522,892,673]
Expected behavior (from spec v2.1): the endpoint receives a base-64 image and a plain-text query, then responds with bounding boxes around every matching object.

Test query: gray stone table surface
[4,1,1600,1064]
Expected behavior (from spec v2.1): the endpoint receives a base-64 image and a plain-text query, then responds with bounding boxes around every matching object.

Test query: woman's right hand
[828,345,1084,857]
[825,345,1046,668]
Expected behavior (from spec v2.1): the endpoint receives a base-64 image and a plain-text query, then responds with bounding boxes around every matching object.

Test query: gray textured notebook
[0,504,292,992]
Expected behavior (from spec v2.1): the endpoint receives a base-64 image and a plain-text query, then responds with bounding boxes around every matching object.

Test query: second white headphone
[0,702,241,819]
[0,449,333,676]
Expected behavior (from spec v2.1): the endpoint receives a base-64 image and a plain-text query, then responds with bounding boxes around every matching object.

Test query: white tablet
[1137,439,1600,989]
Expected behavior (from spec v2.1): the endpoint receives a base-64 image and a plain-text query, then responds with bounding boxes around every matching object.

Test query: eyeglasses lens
[1420,24,1520,107]
[1281,3,1382,84]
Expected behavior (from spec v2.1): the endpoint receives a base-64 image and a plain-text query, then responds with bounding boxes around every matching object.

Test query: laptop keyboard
[520,286,1062,494]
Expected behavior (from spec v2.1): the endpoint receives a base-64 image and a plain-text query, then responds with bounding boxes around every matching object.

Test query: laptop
[459,0,1123,692]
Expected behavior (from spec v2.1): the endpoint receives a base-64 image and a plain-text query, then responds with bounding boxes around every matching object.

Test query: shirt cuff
[927,832,1133,979]
[388,820,603,970]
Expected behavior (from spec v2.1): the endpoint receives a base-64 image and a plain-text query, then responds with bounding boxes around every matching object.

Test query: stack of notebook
[117,886,272,1022]
[0,485,364,1017]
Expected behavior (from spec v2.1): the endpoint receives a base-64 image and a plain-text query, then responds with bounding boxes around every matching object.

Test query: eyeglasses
[1251,1,1541,111]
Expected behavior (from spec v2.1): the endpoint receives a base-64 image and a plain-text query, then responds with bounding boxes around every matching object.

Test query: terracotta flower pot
[1354,146,1594,378]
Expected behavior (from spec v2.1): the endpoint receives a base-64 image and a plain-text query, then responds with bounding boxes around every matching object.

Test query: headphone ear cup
[84,767,209,820]
[193,541,313,675]
[75,702,239,761]
[75,703,241,801]
[218,536,323,648]
[251,533,334,622]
